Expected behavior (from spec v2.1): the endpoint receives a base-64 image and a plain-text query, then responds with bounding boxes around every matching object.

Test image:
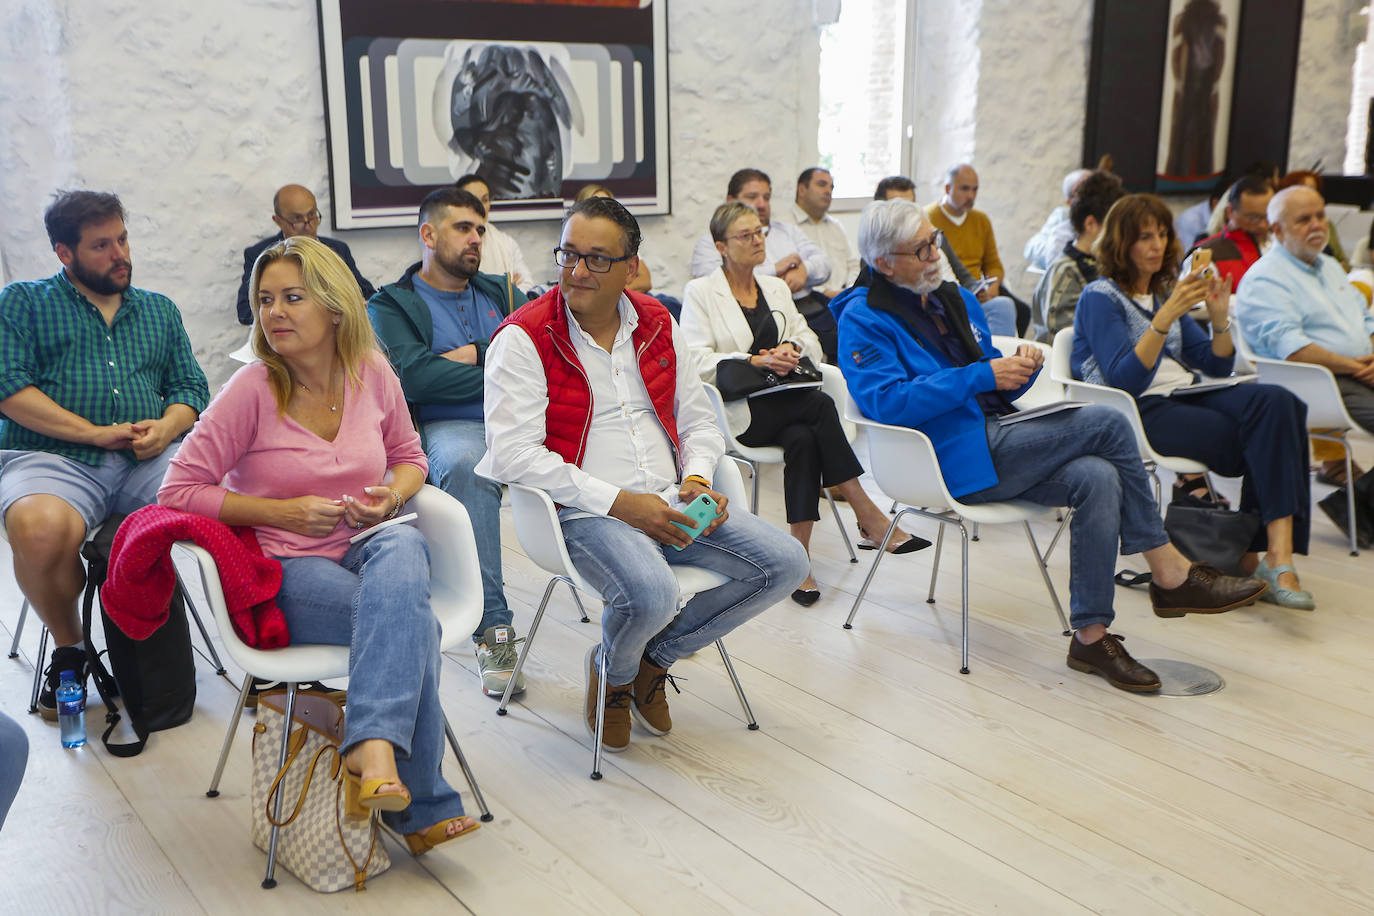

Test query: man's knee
[3,496,86,564]
[1063,455,1120,506]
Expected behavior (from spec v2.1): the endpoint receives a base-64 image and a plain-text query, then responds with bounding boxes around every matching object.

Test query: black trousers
[1138,383,1311,553]
[737,389,864,523]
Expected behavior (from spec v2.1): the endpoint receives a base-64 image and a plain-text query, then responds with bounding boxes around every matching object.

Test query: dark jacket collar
[864,273,981,358]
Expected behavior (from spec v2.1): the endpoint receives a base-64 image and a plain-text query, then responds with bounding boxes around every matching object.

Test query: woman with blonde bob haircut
[1071,194,1315,610]
[160,236,481,855]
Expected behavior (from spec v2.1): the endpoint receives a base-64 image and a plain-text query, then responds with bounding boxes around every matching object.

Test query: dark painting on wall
[317,0,670,228]
[1084,0,1304,196]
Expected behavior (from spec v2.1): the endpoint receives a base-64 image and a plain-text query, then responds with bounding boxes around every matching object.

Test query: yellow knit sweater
[925,204,1004,281]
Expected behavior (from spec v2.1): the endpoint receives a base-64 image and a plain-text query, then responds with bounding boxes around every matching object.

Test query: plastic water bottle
[57,670,86,749]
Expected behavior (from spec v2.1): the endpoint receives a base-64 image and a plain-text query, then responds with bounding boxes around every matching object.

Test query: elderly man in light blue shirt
[1236,186,1374,456]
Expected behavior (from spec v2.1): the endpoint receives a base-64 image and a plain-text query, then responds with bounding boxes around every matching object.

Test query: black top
[738,281,780,351]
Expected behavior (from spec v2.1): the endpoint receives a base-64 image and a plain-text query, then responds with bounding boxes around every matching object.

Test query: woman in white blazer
[681,203,926,605]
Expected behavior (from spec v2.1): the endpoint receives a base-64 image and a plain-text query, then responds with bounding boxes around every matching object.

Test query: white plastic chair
[1049,327,1212,506]
[182,484,492,889]
[496,455,760,780]
[702,373,857,564]
[1233,331,1367,555]
[841,393,1072,674]
[3,518,225,714]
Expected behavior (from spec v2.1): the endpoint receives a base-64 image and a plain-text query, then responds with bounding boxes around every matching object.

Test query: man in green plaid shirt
[0,190,209,718]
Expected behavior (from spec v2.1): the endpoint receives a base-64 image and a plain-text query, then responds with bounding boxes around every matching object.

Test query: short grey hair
[858,198,928,267]
[945,163,973,187]
[1268,185,1322,226]
[1062,168,1092,200]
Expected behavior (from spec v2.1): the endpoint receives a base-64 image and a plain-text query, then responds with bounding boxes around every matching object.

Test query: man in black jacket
[368,187,525,698]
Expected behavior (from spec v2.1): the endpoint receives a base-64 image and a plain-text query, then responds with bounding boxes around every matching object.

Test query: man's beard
[70,255,132,296]
[439,248,480,280]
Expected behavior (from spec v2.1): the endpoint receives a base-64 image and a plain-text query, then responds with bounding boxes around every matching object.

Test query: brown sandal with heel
[403,815,481,855]
[343,768,412,819]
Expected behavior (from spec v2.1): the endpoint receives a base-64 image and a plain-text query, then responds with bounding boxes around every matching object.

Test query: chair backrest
[1231,328,1355,430]
[818,363,858,443]
[702,382,739,449]
[992,335,1062,408]
[841,391,959,510]
[1049,327,1158,458]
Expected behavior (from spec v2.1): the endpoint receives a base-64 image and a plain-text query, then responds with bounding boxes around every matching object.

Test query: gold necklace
[296,372,339,411]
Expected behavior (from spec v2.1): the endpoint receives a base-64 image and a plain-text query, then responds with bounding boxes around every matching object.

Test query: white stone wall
[0,0,821,389]
[1291,0,1364,173]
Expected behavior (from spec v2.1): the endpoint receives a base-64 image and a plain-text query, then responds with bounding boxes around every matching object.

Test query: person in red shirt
[1192,174,1273,291]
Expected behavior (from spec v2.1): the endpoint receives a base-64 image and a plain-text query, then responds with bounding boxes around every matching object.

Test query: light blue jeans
[561,507,810,685]
[273,526,464,831]
[959,406,1169,630]
[980,295,1017,338]
[0,709,26,831]
[423,418,512,641]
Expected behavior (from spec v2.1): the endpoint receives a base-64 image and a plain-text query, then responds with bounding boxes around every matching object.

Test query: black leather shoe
[1148,563,1267,618]
[791,588,821,607]
[1317,489,1374,549]
[1066,633,1160,692]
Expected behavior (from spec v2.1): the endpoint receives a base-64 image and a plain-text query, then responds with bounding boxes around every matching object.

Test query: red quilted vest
[492,288,680,468]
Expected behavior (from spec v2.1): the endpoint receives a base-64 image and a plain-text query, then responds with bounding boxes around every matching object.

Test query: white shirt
[786,202,859,291]
[480,222,536,291]
[689,220,832,298]
[481,294,724,518]
[1134,294,1198,397]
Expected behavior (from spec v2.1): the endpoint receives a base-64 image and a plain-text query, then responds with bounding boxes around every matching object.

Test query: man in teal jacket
[369,187,525,697]
[832,198,1265,693]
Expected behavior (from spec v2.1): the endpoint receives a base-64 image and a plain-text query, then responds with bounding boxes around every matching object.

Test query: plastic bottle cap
[60,670,76,679]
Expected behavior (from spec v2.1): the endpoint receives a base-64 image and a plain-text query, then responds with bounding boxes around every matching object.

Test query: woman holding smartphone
[1070,194,1314,609]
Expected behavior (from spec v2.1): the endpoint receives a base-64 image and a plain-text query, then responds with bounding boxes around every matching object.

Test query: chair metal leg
[27,625,49,714]
[958,522,971,675]
[971,522,980,542]
[844,508,918,628]
[714,639,758,730]
[262,681,299,889]
[1023,520,1071,637]
[571,586,591,623]
[1149,467,1163,514]
[823,488,858,563]
[443,716,494,822]
[889,499,897,514]
[499,576,565,715]
[591,645,608,780]
[207,673,254,797]
[927,524,945,603]
[1345,445,1359,556]
[178,574,227,675]
[9,599,28,658]
[748,459,761,515]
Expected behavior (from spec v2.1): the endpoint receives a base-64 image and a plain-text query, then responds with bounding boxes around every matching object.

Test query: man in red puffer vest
[481,197,807,755]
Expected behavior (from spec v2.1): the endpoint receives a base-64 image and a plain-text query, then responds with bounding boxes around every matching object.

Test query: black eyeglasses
[553,246,633,273]
[889,229,944,262]
[280,210,322,232]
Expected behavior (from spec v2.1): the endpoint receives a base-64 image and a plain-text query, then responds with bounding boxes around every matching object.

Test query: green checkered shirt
[0,271,210,466]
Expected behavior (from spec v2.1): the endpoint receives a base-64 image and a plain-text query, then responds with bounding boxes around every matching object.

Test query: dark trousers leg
[738,390,865,524]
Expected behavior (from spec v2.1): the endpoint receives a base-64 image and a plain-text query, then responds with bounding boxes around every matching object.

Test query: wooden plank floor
[1,439,1371,915]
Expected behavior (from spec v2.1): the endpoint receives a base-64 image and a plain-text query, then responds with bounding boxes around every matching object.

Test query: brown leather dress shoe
[1149,563,1267,618]
[1066,632,1161,692]
[585,645,632,752]
[631,656,676,736]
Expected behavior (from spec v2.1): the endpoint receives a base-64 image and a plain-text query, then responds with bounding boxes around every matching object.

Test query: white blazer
[679,269,824,435]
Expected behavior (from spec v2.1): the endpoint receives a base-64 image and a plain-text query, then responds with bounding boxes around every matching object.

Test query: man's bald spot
[1267,185,1322,227]
[273,184,316,216]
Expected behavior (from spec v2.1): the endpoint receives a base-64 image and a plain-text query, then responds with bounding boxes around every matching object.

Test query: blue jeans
[560,508,810,685]
[423,418,512,640]
[274,526,464,831]
[980,295,1017,338]
[0,709,26,831]
[960,405,1169,629]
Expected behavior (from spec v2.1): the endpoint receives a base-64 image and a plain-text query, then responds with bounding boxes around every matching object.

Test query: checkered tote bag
[250,690,391,892]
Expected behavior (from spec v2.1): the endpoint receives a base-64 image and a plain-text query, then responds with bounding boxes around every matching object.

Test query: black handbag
[1163,493,1261,575]
[714,303,823,401]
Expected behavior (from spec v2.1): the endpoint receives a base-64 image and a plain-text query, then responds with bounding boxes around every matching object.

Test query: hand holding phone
[669,493,720,550]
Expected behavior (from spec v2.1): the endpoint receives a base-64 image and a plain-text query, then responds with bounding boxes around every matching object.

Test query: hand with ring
[342,490,390,531]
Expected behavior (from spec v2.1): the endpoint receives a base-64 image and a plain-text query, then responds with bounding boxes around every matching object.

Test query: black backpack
[80,514,197,756]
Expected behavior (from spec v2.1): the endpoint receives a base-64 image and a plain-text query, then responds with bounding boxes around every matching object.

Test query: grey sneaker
[475,625,526,698]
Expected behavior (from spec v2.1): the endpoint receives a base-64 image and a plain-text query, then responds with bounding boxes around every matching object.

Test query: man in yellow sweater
[925,164,1030,334]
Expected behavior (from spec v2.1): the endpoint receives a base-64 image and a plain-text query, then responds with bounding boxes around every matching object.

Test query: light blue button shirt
[1236,244,1374,360]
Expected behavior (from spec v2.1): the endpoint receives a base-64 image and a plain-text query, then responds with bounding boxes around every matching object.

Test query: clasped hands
[749,342,801,375]
[990,344,1044,390]
[280,485,398,537]
[89,416,177,460]
[609,478,729,548]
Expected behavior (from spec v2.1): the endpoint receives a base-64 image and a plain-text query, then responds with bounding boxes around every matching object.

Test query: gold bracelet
[385,487,403,520]
[684,475,711,489]
[1213,321,1231,335]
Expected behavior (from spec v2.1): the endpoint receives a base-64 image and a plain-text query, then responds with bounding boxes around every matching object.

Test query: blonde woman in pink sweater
[159,237,478,855]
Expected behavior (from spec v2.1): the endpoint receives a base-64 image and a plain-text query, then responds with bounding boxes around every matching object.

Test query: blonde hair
[574,183,614,203]
[248,236,378,412]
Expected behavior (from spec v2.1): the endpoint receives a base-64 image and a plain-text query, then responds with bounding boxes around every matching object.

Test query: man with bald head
[925,164,1031,335]
[235,184,374,324]
[1237,185,1374,484]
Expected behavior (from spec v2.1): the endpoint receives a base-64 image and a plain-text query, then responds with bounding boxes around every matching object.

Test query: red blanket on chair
[102,505,289,648]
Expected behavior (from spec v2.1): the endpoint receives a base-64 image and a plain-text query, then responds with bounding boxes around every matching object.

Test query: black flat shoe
[857,527,932,554]
[791,588,821,606]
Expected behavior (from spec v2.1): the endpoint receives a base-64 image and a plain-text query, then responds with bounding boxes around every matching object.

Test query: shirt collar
[789,202,823,226]
[565,293,637,348]
[55,269,140,312]
[1273,243,1323,276]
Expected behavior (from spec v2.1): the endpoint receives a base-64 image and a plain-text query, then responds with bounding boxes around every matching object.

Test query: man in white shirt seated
[482,196,809,753]
[690,168,835,359]
[1022,168,1091,270]
[788,167,859,296]
[455,174,536,293]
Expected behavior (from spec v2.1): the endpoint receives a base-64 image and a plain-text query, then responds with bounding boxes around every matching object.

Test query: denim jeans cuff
[1068,612,1115,631]
[342,729,413,762]
[1120,533,1169,558]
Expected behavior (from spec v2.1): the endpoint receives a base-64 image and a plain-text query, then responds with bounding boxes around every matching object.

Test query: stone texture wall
[0,0,1357,390]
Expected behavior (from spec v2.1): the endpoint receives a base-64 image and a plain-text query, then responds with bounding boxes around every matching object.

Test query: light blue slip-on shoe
[1254,559,1316,611]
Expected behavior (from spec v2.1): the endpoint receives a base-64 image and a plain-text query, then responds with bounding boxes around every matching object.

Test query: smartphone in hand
[669,493,720,550]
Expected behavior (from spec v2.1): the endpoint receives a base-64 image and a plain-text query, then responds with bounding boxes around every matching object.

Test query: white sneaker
[475,625,526,698]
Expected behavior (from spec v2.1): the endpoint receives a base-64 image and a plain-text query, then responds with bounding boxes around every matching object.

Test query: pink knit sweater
[158,355,427,562]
